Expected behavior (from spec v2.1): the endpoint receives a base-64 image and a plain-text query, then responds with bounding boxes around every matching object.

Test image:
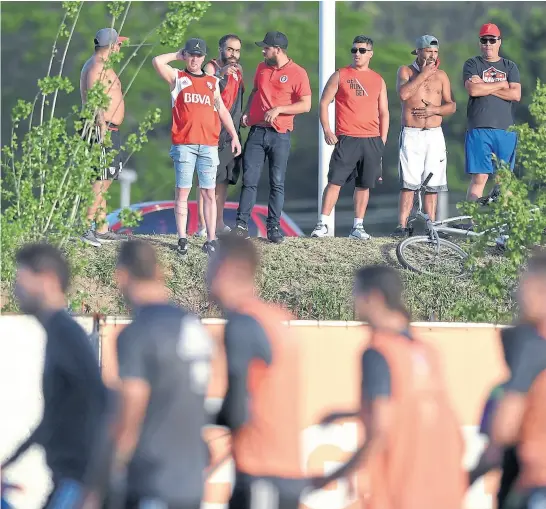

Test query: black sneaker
[391,225,410,238]
[267,226,284,244]
[177,237,188,256]
[81,229,101,247]
[233,223,250,239]
[202,239,219,255]
[94,230,128,243]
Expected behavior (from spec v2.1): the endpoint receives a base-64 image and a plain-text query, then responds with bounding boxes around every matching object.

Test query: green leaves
[158,2,211,48]
[11,99,33,123]
[38,76,74,95]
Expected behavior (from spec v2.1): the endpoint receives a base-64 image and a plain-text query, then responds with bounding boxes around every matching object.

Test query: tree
[0,0,210,310]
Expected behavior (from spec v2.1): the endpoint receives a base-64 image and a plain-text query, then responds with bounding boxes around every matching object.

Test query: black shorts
[328,135,384,189]
[217,143,242,185]
[229,472,306,509]
[81,123,123,181]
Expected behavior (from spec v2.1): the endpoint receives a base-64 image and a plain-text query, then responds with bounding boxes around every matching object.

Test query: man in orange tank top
[491,251,546,509]
[315,265,466,509]
[195,34,245,238]
[207,235,308,509]
[393,35,456,237]
[152,38,241,257]
[233,31,312,244]
[312,36,389,240]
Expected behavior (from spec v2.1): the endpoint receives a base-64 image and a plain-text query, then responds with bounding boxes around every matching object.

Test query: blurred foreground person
[491,250,546,509]
[315,265,467,509]
[207,236,307,509]
[109,239,213,508]
[1,243,107,508]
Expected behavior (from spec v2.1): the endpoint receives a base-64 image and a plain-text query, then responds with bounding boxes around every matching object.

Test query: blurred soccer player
[491,250,546,509]
[1,243,107,508]
[315,265,467,509]
[110,239,213,509]
[207,236,307,509]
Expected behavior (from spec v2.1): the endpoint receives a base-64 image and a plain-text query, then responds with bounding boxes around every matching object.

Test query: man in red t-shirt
[196,34,245,238]
[152,38,241,257]
[312,35,389,240]
[233,31,312,244]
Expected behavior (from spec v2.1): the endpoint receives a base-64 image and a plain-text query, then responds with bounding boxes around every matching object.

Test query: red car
[107,201,304,237]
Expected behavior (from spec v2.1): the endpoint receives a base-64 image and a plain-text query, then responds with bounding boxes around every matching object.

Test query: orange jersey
[248,60,311,134]
[335,66,383,138]
[364,331,467,509]
[171,70,220,146]
[230,299,304,478]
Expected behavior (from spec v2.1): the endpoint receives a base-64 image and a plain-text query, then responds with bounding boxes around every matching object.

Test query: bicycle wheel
[396,235,469,277]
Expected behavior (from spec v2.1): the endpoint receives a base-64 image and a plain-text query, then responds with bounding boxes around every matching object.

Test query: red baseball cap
[479,23,501,38]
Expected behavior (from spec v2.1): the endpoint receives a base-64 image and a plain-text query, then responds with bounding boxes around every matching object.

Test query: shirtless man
[80,28,128,247]
[393,35,456,236]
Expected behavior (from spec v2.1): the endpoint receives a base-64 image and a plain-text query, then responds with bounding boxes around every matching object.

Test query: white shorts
[398,126,448,192]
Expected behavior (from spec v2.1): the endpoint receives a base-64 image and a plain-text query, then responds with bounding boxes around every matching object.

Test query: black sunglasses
[480,37,499,45]
[351,48,371,54]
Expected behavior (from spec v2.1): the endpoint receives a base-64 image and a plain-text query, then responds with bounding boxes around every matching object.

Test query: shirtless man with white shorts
[394,35,456,236]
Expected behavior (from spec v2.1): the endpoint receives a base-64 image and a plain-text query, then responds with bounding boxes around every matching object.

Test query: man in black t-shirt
[462,23,521,201]
[1,243,107,509]
[109,239,213,509]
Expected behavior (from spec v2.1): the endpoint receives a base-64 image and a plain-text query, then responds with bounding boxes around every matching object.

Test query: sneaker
[202,239,219,255]
[267,226,284,244]
[194,227,207,238]
[391,225,410,238]
[177,237,188,257]
[349,223,371,240]
[81,229,101,247]
[233,223,250,239]
[216,225,231,237]
[311,221,328,238]
[94,230,128,243]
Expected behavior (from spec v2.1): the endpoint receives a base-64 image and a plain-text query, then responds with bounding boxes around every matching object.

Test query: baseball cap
[94,28,128,47]
[184,38,207,56]
[479,23,501,38]
[255,31,288,49]
[411,35,439,55]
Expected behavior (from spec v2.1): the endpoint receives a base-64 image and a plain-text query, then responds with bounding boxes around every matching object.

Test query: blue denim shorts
[169,144,219,189]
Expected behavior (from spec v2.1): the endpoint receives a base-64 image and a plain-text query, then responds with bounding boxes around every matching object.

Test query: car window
[224,208,259,236]
[119,208,180,235]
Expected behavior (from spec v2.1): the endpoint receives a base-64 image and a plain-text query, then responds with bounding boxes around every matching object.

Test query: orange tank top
[518,370,546,489]
[230,299,304,478]
[335,66,383,138]
[365,331,467,509]
[171,70,220,146]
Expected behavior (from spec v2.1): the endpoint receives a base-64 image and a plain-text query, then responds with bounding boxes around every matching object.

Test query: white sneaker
[349,223,371,240]
[194,227,207,238]
[216,225,231,236]
[311,221,328,237]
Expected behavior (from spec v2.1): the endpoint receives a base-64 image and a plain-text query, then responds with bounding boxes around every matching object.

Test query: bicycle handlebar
[422,172,434,189]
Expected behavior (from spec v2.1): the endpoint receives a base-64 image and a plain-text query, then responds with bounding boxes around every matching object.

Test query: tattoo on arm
[214,96,222,110]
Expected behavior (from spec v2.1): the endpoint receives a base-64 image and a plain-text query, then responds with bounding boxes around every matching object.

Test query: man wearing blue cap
[394,34,456,237]
[80,28,129,247]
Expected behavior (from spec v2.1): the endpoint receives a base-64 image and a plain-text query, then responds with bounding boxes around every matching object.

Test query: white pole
[119,168,137,208]
[437,191,448,221]
[318,0,336,236]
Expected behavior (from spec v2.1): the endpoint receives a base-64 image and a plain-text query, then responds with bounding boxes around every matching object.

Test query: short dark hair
[354,265,409,318]
[15,243,71,292]
[219,34,241,48]
[117,239,158,281]
[353,35,373,47]
[215,235,259,276]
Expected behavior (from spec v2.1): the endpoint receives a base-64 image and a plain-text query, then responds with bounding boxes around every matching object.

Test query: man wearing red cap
[463,23,521,201]
[80,28,129,247]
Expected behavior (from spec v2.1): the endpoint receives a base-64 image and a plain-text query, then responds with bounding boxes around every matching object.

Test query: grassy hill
[47,235,513,322]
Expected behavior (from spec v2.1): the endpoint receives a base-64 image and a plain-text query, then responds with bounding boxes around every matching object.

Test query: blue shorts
[170,144,219,189]
[465,128,517,175]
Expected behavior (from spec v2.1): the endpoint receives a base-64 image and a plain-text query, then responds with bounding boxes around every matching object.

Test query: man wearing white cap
[463,23,521,201]
[80,28,128,247]
[394,34,456,236]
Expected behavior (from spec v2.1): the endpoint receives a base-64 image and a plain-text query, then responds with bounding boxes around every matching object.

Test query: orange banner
[100,320,507,509]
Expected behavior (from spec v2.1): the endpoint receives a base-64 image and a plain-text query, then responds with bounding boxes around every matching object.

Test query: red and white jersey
[171,70,220,146]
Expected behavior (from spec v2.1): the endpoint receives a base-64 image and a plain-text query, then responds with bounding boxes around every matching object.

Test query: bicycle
[395,172,506,277]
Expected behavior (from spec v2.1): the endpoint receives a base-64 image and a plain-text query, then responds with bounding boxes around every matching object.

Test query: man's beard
[221,51,239,66]
[265,55,278,66]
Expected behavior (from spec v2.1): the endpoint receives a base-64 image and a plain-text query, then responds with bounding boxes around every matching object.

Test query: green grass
[61,235,513,322]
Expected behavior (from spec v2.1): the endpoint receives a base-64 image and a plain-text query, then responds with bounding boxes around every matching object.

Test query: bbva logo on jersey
[184,92,212,106]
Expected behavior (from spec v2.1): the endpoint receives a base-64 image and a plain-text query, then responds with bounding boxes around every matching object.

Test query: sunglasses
[351,48,371,54]
[480,37,499,45]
